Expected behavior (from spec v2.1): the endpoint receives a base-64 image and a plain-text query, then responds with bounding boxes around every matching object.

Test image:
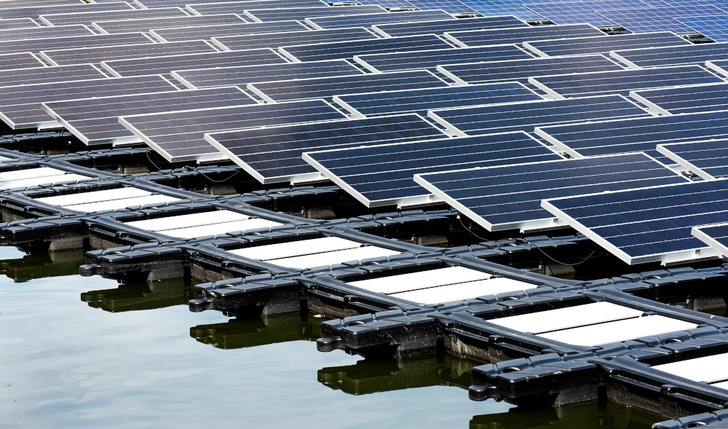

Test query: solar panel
[172,59,363,90]
[529,65,725,98]
[630,83,728,115]
[692,222,728,258]
[185,0,328,15]
[0,64,106,89]
[40,40,218,66]
[210,27,378,51]
[541,178,728,265]
[657,139,728,179]
[0,24,95,42]
[248,70,448,103]
[524,32,692,57]
[150,20,309,42]
[0,33,154,56]
[118,99,345,163]
[92,13,249,34]
[305,10,455,30]
[0,75,177,130]
[596,5,728,34]
[0,53,45,70]
[610,43,728,68]
[535,110,728,160]
[39,7,189,26]
[707,59,728,78]
[438,55,625,85]
[678,15,728,42]
[0,3,133,20]
[404,0,477,15]
[444,23,607,48]
[333,82,542,117]
[101,49,286,78]
[42,87,256,146]
[354,0,414,9]
[303,131,561,207]
[372,16,528,38]
[455,0,542,20]
[353,44,534,72]
[524,0,653,26]
[0,18,40,30]
[243,6,386,22]
[428,94,651,136]
[278,34,451,62]
[414,153,686,233]
[204,114,447,184]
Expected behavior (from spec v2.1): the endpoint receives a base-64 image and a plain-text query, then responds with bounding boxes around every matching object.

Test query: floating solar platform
[333,81,541,117]
[438,55,625,85]
[173,60,363,90]
[40,40,218,66]
[657,139,728,180]
[0,75,177,130]
[428,94,651,137]
[92,13,249,34]
[413,153,686,232]
[38,7,190,27]
[524,32,692,57]
[278,34,452,62]
[529,65,725,99]
[205,113,448,184]
[0,3,133,21]
[210,27,378,51]
[27,185,184,215]
[304,10,455,30]
[353,44,533,72]
[0,166,93,192]
[0,64,106,89]
[0,24,95,42]
[678,15,728,42]
[631,83,728,115]
[119,99,346,163]
[535,110,728,160]
[371,15,528,38]
[101,48,287,78]
[595,5,728,34]
[150,20,309,42]
[42,87,256,146]
[247,70,449,103]
[610,43,728,68]
[303,131,561,208]
[444,23,606,48]
[541,179,728,265]
[0,33,155,56]
[243,6,386,22]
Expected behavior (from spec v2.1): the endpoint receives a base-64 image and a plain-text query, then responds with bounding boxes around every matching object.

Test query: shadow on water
[80,278,193,312]
[190,312,321,349]
[0,247,85,282]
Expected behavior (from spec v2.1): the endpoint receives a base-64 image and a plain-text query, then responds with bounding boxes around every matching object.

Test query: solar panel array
[1,0,728,269]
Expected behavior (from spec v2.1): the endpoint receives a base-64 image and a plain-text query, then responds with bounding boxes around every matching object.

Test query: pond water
[0,247,664,428]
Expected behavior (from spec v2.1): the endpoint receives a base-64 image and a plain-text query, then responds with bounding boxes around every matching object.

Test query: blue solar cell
[243,6,386,22]
[657,139,728,179]
[596,5,728,34]
[413,152,685,232]
[334,82,542,117]
[456,0,543,20]
[524,32,691,57]
[305,10,455,29]
[428,94,650,136]
[438,55,625,84]
[373,16,528,37]
[354,0,414,9]
[692,222,728,258]
[150,21,309,42]
[445,23,606,47]
[205,114,448,184]
[610,43,728,68]
[678,15,728,42]
[535,110,728,160]
[405,0,477,15]
[303,131,562,207]
[630,83,728,115]
[524,1,629,26]
[541,179,728,264]
[354,44,533,72]
[529,65,725,98]
[248,70,449,102]
[662,0,728,8]
[211,27,378,51]
[172,60,363,90]
[279,34,451,62]
[707,59,728,77]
